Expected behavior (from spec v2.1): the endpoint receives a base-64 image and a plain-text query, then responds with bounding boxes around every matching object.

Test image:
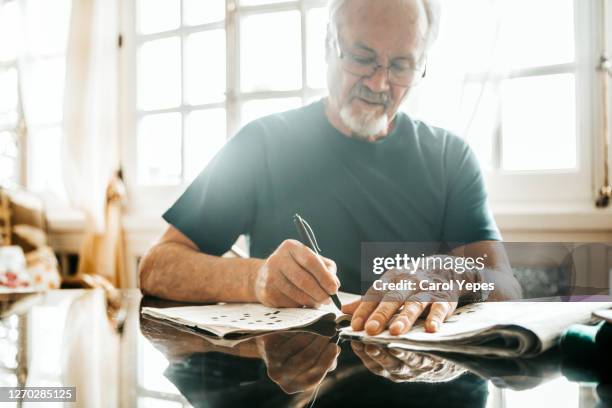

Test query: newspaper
[341,301,612,357]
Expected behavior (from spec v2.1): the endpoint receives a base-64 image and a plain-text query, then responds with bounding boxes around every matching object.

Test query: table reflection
[0,290,609,408]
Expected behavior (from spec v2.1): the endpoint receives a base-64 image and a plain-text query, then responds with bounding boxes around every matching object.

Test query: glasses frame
[332,36,427,87]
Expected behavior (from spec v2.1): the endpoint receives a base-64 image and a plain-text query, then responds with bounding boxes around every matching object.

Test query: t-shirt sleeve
[162,122,263,255]
[441,134,501,247]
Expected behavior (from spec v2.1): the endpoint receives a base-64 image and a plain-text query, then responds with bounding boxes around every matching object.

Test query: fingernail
[365,320,380,333]
[368,347,381,357]
[428,321,439,332]
[391,321,405,333]
[352,317,363,330]
[389,348,405,358]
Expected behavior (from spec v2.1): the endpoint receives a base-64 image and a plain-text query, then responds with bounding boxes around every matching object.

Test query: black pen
[293,213,343,310]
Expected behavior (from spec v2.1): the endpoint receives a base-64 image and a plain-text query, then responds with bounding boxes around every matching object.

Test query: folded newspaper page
[340,301,612,357]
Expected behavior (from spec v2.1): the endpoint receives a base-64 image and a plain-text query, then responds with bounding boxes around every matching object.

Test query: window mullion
[179,0,186,182]
[226,0,240,138]
[300,0,307,103]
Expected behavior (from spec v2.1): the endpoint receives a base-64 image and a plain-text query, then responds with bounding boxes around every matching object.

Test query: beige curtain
[62,0,126,286]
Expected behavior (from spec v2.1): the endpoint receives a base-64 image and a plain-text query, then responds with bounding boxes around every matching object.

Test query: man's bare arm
[139,225,263,303]
[139,225,339,306]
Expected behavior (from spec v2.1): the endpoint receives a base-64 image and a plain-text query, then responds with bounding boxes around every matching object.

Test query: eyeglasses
[333,39,426,87]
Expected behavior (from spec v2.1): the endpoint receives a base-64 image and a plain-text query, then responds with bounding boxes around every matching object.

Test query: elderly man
[140,0,521,336]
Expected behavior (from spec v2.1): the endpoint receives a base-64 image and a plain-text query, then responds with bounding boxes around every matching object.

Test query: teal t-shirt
[163,100,501,293]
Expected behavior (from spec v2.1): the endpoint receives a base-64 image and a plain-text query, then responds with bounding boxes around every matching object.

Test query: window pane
[501,73,576,171]
[430,0,500,76]
[0,131,18,188]
[28,126,65,196]
[138,0,180,35]
[0,131,18,159]
[404,79,498,170]
[0,156,17,188]
[0,68,18,128]
[183,0,225,26]
[138,37,181,111]
[306,7,328,89]
[240,11,302,92]
[185,30,226,105]
[432,0,574,76]
[138,113,182,185]
[0,2,22,62]
[23,58,65,125]
[184,109,226,182]
[498,0,574,69]
[24,0,71,57]
[241,97,301,128]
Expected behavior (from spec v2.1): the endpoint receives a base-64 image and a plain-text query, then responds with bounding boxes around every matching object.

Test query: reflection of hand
[351,342,464,383]
[342,266,461,336]
[256,331,340,394]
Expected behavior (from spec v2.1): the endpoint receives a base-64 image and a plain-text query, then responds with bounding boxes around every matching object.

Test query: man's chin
[340,104,389,140]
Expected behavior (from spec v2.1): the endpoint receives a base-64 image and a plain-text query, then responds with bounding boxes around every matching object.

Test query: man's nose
[362,65,391,93]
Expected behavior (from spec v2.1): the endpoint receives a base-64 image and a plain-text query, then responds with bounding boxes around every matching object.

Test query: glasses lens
[390,68,425,87]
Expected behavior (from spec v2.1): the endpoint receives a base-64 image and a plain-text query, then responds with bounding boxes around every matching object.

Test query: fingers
[273,333,317,363]
[363,300,403,335]
[272,273,320,307]
[280,260,330,303]
[272,289,302,308]
[265,334,325,383]
[286,240,339,295]
[351,341,385,376]
[300,342,340,382]
[424,302,453,333]
[257,241,340,308]
[350,301,378,331]
[321,256,338,275]
[341,298,361,315]
[284,334,329,366]
[389,301,429,335]
[364,345,404,375]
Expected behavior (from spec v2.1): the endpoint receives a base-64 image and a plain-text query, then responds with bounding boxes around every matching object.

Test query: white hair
[327,0,441,51]
[339,104,389,139]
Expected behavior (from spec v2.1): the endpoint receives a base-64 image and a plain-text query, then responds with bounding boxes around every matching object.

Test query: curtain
[62,0,126,286]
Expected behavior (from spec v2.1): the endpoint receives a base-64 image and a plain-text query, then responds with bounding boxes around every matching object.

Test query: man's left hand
[341,267,459,335]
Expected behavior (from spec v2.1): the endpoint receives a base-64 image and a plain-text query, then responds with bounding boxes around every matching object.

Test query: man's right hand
[254,239,340,308]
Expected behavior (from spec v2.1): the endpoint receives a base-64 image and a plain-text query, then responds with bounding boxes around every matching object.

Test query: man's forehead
[335,0,428,56]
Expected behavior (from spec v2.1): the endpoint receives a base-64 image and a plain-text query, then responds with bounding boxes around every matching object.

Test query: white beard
[339,103,389,141]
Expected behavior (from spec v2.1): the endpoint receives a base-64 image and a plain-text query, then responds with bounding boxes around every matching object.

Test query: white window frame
[0,0,70,196]
[483,0,602,208]
[0,59,23,188]
[119,0,610,215]
[120,0,329,214]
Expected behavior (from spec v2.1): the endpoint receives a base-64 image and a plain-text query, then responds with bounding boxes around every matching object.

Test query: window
[0,1,22,189]
[125,0,602,211]
[0,0,70,199]
[126,0,329,210]
[402,0,596,205]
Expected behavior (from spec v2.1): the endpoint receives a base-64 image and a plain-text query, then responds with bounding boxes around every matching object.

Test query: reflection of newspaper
[341,300,612,357]
[141,292,359,338]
